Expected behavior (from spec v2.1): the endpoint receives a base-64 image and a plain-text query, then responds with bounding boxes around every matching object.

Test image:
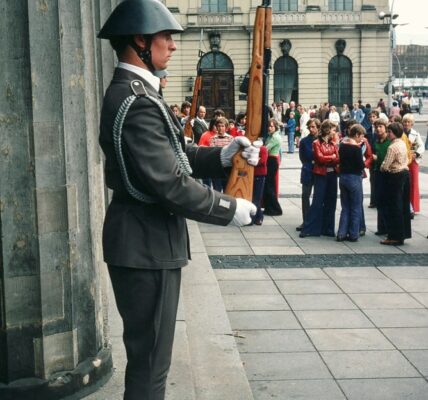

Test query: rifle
[184,31,204,141]
[225,0,272,200]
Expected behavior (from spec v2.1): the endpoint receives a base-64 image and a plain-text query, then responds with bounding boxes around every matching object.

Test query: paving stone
[242,231,290,239]
[223,294,289,311]
[306,328,394,351]
[250,379,346,400]
[218,280,279,295]
[214,269,271,281]
[348,293,424,309]
[392,278,428,292]
[241,225,287,233]
[381,328,428,349]
[206,246,254,256]
[324,267,386,279]
[268,268,329,280]
[228,311,300,330]
[284,294,357,310]
[347,244,403,254]
[295,310,374,329]
[338,378,428,400]
[201,231,242,240]
[379,266,428,279]
[241,352,332,381]
[364,309,428,328]
[198,223,241,233]
[276,279,342,294]
[331,277,403,293]
[252,246,304,256]
[402,350,428,376]
[235,329,315,353]
[411,292,428,307]
[203,238,249,247]
[320,350,420,379]
[300,244,355,255]
[246,238,296,247]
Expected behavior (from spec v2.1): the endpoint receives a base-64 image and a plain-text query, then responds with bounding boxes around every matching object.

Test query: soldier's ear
[134,34,146,50]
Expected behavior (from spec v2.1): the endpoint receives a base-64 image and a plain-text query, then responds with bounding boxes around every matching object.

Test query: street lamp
[379,2,399,113]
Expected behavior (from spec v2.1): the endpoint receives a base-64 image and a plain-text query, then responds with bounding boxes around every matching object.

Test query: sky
[390,0,428,45]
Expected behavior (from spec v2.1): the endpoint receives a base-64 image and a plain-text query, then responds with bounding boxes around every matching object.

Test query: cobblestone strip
[210,254,428,268]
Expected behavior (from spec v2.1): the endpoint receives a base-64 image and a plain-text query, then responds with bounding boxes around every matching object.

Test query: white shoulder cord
[112,80,193,203]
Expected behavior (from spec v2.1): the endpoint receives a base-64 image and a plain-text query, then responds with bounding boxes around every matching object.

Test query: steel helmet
[98,0,183,39]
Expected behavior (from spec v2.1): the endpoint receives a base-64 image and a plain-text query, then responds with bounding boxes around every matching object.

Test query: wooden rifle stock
[184,73,202,141]
[225,1,271,200]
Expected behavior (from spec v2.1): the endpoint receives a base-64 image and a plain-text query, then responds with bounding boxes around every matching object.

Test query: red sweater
[254,146,268,176]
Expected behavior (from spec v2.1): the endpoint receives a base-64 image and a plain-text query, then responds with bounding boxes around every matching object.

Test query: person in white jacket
[299,105,310,138]
[328,105,341,129]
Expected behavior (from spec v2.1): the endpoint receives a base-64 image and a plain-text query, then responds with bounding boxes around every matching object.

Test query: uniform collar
[118,62,160,92]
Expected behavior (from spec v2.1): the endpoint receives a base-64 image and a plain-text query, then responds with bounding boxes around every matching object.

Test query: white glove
[220,137,262,167]
[230,198,257,227]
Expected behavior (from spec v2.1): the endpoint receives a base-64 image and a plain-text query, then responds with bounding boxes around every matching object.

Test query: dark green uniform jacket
[99,68,236,269]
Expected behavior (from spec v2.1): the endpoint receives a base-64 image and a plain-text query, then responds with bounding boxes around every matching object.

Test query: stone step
[166,300,196,400]
[181,222,254,400]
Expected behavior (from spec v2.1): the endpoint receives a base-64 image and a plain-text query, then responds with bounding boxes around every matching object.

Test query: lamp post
[379,0,398,113]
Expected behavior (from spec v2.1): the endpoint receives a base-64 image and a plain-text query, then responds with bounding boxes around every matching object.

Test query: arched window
[200,52,233,70]
[274,55,298,103]
[328,55,352,108]
[199,51,235,119]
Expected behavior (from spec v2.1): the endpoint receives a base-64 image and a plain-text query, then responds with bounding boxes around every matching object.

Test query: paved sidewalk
[86,132,428,400]
[205,133,428,400]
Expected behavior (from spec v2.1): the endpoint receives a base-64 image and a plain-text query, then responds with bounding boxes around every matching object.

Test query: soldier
[97,1,260,399]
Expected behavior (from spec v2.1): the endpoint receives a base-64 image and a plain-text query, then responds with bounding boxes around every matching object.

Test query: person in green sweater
[373,118,391,235]
[263,118,283,215]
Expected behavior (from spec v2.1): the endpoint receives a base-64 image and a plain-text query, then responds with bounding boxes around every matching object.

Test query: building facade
[393,45,428,93]
[160,0,391,118]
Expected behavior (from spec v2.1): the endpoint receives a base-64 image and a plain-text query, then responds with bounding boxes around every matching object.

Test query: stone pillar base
[0,347,112,400]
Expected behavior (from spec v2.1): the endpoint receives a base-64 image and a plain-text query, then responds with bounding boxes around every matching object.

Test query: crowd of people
[176,97,425,246]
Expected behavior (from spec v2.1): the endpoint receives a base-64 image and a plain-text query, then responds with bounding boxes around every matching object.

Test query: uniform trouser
[108,265,181,400]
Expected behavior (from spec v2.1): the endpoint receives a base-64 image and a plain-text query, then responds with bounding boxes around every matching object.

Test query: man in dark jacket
[98,1,259,399]
[192,105,209,144]
[296,118,320,231]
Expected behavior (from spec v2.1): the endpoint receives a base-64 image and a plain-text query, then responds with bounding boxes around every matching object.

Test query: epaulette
[130,80,148,97]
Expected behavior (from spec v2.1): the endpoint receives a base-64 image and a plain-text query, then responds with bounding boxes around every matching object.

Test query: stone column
[0,0,118,398]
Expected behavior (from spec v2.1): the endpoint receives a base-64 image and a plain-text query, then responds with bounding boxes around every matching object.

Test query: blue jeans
[337,174,363,240]
[302,172,337,236]
[252,176,266,223]
[288,131,295,153]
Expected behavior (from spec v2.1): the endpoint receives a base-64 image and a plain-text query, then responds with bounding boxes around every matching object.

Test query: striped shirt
[209,134,233,148]
[380,138,409,173]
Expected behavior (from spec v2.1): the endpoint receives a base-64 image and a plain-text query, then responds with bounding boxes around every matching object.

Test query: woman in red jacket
[300,120,339,237]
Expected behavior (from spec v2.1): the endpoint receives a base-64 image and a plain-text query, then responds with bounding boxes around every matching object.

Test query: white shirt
[300,112,310,138]
[407,128,425,163]
[117,62,160,92]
